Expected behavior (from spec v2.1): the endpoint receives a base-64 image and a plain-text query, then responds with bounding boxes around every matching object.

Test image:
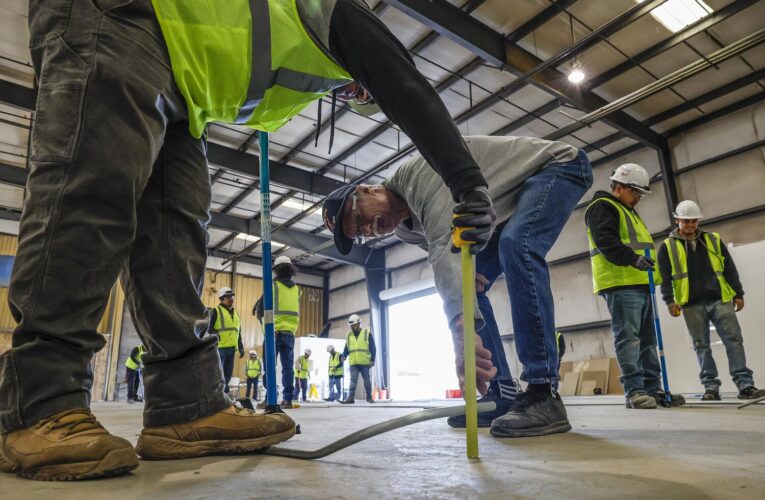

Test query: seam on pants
[520,169,559,381]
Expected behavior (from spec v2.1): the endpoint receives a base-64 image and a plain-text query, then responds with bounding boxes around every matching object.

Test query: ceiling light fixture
[568,61,585,84]
[641,0,713,33]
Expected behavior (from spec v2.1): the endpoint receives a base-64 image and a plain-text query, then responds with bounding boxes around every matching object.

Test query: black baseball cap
[322,184,358,255]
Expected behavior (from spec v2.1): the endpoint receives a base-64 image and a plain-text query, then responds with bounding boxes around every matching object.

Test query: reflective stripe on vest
[328,351,343,377]
[214,305,241,348]
[125,346,144,370]
[150,0,353,138]
[246,358,262,378]
[347,328,371,366]
[663,232,737,306]
[274,281,301,334]
[297,356,310,379]
[586,197,660,293]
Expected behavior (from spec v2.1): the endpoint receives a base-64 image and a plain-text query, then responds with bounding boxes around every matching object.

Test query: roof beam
[0,162,368,266]
[382,0,664,148]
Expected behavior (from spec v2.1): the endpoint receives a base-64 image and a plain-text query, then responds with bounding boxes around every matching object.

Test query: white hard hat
[673,200,703,220]
[304,349,312,356]
[348,314,361,325]
[274,256,293,267]
[218,287,235,299]
[327,345,334,352]
[610,163,651,194]
[249,349,257,355]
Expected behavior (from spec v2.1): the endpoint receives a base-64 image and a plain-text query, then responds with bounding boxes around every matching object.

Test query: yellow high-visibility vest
[274,281,301,334]
[328,351,344,377]
[346,328,371,366]
[246,358,262,378]
[297,356,311,379]
[214,305,241,348]
[125,346,145,370]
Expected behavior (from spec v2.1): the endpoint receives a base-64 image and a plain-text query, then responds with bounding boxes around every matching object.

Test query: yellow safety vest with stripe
[214,305,241,348]
[346,328,371,366]
[297,356,311,379]
[587,197,661,293]
[662,232,737,306]
[246,358,262,378]
[328,351,343,377]
[150,0,353,138]
[274,281,301,334]
[125,346,145,370]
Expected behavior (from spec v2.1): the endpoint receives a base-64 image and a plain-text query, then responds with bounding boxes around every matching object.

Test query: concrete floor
[1,397,764,499]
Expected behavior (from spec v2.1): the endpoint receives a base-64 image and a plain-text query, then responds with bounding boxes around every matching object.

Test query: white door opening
[388,293,458,401]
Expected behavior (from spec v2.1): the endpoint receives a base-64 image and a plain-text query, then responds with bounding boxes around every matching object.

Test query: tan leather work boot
[0,409,138,481]
[135,403,296,460]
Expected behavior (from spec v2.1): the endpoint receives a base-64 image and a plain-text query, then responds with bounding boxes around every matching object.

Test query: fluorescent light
[236,232,259,243]
[281,198,305,211]
[271,241,285,249]
[643,0,713,33]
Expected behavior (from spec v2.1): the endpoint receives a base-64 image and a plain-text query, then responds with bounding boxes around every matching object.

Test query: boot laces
[43,410,103,436]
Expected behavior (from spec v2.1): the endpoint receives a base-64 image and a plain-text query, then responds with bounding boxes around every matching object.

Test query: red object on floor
[446,389,462,399]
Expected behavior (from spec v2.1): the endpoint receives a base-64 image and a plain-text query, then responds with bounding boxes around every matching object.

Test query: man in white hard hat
[255,256,302,408]
[244,350,263,401]
[323,136,593,436]
[586,163,682,409]
[658,201,764,401]
[209,287,245,394]
[295,349,312,402]
[340,315,376,404]
[326,345,344,402]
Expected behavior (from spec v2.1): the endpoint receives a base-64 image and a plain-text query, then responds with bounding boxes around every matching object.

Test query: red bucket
[445,389,462,399]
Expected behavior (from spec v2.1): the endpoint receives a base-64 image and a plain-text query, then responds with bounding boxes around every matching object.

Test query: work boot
[127,398,136,405]
[280,400,294,409]
[490,389,571,438]
[650,391,686,407]
[701,389,721,401]
[625,393,658,409]
[447,388,517,429]
[0,409,138,481]
[738,386,765,399]
[339,398,355,404]
[366,398,375,403]
[135,403,296,460]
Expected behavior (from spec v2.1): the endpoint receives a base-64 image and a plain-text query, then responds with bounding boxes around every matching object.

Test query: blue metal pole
[260,131,278,408]
[645,248,673,403]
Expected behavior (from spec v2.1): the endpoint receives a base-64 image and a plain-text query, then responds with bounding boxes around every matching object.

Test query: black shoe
[490,390,571,438]
[701,389,721,401]
[738,386,765,399]
[339,398,355,405]
[134,396,144,403]
[650,391,685,407]
[447,390,516,428]
[127,398,135,404]
[366,398,375,403]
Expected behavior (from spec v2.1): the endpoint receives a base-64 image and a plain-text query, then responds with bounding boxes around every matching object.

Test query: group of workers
[0,0,761,483]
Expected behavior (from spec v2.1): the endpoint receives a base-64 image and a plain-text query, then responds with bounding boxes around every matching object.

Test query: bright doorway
[388,293,458,400]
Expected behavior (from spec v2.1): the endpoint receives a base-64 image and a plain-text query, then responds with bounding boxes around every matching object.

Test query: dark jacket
[342,328,376,365]
[657,229,744,306]
[584,190,648,294]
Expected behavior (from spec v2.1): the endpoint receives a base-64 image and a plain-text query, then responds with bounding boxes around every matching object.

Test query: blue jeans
[476,150,592,386]
[349,365,372,400]
[218,347,236,393]
[682,300,754,391]
[245,377,259,400]
[328,375,343,400]
[275,332,295,401]
[603,289,661,397]
[295,378,309,402]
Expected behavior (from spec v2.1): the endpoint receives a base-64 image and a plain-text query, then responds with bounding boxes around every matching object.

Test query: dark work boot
[448,382,518,429]
[650,391,686,407]
[738,386,765,399]
[701,389,721,401]
[490,387,571,438]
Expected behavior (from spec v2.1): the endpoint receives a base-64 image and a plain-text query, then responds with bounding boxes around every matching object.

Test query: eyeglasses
[348,193,385,245]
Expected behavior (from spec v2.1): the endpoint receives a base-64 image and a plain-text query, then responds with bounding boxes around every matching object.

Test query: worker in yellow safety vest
[255,256,301,408]
[326,345,344,402]
[658,200,764,402]
[244,350,263,401]
[124,345,145,404]
[339,315,375,404]
[585,163,683,410]
[1,0,501,479]
[294,349,312,403]
[209,287,244,394]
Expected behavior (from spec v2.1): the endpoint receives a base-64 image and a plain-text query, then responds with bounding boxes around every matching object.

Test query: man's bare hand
[475,273,490,293]
[734,297,744,312]
[452,315,497,396]
[668,302,682,317]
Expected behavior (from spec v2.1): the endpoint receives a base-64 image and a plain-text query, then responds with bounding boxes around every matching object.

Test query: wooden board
[0,331,11,355]
[578,370,608,395]
[559,371,580,396]
[579,380,597,396]
[607,357,624,395]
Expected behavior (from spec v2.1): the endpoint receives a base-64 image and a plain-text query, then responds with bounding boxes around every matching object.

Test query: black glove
[632,255,655,271]
[451,187,496,255]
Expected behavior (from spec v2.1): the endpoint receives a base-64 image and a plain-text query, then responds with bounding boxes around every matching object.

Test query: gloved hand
[451,187,496,255]
[667,302,682,317]
[239,351,245,359]
[632,255,655,271]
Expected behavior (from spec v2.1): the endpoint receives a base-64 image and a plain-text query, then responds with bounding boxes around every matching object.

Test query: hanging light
[568,60,585,84]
